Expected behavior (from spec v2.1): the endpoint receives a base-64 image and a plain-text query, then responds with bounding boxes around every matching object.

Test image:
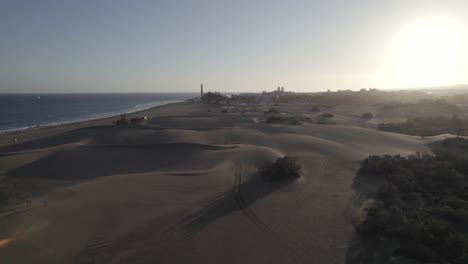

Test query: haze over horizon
[1,0,467,93]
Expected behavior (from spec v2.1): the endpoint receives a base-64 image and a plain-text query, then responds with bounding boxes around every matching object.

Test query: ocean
[0,93,196,133]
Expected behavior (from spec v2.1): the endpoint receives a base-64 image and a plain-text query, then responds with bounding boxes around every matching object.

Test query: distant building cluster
[188,84,291,106]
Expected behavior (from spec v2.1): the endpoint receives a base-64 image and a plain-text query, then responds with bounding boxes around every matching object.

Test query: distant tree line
[275,89,442,105]
[380,99,458,109]
[377,115,466,136]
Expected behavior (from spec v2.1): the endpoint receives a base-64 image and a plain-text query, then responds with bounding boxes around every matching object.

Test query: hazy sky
[1,0,467,93]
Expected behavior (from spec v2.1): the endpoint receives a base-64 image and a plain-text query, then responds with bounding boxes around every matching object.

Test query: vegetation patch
[265,108,280,114]
[320,112,334,118]
[310,106,320,112]
[0,191,8,206]
[381,99,459,111]
[361,112,373,120]
[201,91,227,103]
[265,115,310,125]
[377,115,466,136]
[112,114,147,125]
[352,149,468,264]
[261,156,301,181]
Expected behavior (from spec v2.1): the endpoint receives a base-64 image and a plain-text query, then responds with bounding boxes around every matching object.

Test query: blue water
[0,93,196,133]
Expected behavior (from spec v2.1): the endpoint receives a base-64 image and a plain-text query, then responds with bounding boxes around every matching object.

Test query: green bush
[262,156,301,181]
[267,108,280,114]
[321,112,334,118]
[441,233,465,260]
[377,115,467,136]
[355,151,468,263]
[265,115,309,125]
[0,191,8,206]
[361,112,374,120]
[310,106,320,112]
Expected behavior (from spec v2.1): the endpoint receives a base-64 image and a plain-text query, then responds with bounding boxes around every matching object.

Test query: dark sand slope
[0,102,429,263]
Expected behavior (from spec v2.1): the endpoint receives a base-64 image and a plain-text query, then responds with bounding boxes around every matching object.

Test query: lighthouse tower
[200,83,204,98]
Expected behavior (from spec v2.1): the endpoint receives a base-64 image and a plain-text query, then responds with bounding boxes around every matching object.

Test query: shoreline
[0,101,191,147]
[0,100,186,136]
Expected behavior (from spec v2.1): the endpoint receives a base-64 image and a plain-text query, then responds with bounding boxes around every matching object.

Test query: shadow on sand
[168,164,295,234]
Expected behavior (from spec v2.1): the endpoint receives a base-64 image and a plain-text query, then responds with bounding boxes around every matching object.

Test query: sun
[380,18,463,88]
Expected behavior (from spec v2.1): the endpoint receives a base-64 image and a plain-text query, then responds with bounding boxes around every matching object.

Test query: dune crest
[0,102,431,263]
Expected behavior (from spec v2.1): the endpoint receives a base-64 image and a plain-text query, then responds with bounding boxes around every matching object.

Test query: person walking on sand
[43,199,47,207]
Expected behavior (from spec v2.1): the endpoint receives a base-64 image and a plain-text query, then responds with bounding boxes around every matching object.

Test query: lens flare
[0,238,12,248]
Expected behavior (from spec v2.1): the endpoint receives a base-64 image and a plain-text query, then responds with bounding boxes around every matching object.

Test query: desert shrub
[359,154,405,177]
[376,183,398,201]
[266,108,280,114]
[377,115,468,136]
[310,106,320,112]
[359,203,388,233]
[130,116,146,124]
[360,153,463,192]
[453,210,468,225]
[0,191,8,206]
[221,109,228,113]
[434,139,468,176]
[393,247,436,263]
[317,118,325,124]
[321,112,334,118]
[265,115,285,123]
[262,156,301,181]
[316,115,337,124]
[266,115,309,125]
[441,137,468,149]
[440,233,465,260]
[361,112,373,120]
[355,151,468,263]
[381,99,459,111]
[113,114,129,125]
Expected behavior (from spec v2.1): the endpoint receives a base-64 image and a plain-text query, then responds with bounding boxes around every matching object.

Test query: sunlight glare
[380,18,463,88]
[399,20,461,86]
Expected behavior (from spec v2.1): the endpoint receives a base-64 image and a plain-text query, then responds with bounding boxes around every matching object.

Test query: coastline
[0,99,185,135]
[0,101,189,146]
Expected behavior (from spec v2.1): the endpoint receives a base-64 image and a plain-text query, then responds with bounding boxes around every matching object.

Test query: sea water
[0,93,196,133]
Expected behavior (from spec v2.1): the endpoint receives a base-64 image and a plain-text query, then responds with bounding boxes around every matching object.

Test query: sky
[0,0,467,93]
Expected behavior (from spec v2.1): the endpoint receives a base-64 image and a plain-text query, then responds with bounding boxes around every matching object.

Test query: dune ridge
[0,102,433,263]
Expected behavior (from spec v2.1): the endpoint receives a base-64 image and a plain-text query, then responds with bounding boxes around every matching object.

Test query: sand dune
[149,115,257,128]
[8,143,280,180]
[0,102,436,263]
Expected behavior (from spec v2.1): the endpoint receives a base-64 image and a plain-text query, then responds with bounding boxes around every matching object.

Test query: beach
[0,101,435,263]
